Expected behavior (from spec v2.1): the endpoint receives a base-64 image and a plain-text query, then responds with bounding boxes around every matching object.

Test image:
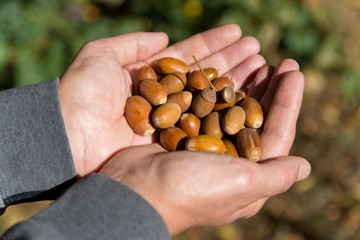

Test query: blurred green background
[1,0,360,239]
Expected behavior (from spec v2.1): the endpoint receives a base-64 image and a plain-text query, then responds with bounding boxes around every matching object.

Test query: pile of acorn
[124,56,263,162]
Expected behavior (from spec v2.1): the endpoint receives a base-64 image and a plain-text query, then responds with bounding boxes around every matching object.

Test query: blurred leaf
[277,1,310,28]
[282,27,320,57]
[45,38,68,78]
[341,70,360,102]
[14,46,44,87]
[0,39,8,72]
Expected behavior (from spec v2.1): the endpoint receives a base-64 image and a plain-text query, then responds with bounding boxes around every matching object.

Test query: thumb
[255,156,311,198]
[77,32,169,66]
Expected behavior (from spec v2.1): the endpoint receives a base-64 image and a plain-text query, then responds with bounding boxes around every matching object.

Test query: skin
[59,24,311,235]
[59,23,261,176]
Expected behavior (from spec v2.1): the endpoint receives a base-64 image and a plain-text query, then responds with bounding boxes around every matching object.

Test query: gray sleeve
[0,78,76,211]
[2,174,171,240]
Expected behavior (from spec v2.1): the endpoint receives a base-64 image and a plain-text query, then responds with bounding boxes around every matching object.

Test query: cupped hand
[98,46,310,235]
[58,24,264,176]
[99,143,311,235]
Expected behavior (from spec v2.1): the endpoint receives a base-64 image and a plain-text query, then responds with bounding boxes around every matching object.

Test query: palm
[60,54,152,175]
[60,24,303,176]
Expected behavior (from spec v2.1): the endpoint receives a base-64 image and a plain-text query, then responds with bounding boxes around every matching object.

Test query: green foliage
[0,0,355,91]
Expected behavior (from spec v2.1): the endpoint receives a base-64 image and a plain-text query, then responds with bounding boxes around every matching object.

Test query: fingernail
[297,163,311,181]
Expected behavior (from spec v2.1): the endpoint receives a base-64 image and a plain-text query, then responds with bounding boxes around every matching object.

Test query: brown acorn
[178,113,201,137]
[152,103,181,129]
[222,106,246,135]
[236,128,262,162]
[185,135,226,153]
[167,91,192,113]
[124,96,155,136]
[156,57,189,74]
[159,72,187,95]
[160,127,188,151]
[214,91,246,111]
[203,67,218,81]
[223,139,239,157]
[187,70,210,92]
[240,97,263,128]
[212,76,234,91]
[138,65,157,82]
[218,85,235,103]
[192,87,217,118]
[202,112,223,139]
[139,79,167,106]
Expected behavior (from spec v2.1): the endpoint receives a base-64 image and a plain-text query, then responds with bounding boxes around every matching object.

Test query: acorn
[218,85,235,103]
[185,135,226,153]
[236,128,262,162]
[214,91,246,111]
[160,127,188,151]
[202,112,223,139]
[240,97,263,128]
[167,91,192,113]
[187,70,210,92]
[139,79,167,106]
[159,72,187,95]
[203,67,218,81]
[212,76,234,91]
[124,96,155,136]
[152,103,181,129]
[156,57,189,74]
[223,139,239,157]
[138,65,157,81]
[222,106,246,135]
[178,113,201,137]
[192,87,217,118]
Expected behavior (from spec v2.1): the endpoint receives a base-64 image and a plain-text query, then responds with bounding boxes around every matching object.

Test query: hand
[99,144,310,236]
[99,54,310,235]
[58,24,264,176]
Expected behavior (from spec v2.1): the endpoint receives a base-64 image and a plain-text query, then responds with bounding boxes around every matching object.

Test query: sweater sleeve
[0,78,77,211]
[1,174,171,240]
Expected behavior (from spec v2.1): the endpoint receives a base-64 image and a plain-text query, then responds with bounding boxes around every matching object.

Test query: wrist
[58,81,87,177]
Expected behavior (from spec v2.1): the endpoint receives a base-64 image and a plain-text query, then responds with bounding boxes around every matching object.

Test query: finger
[256,156,311,198]
[247,65,275,101]
[260,59,300,115]
[121,142,167,158]
[261,70,304,158]
[232,198,267,220]
[189,37,262,77]
[75,32,169,65]
[223,54,266,91]
[146,24,242,65]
